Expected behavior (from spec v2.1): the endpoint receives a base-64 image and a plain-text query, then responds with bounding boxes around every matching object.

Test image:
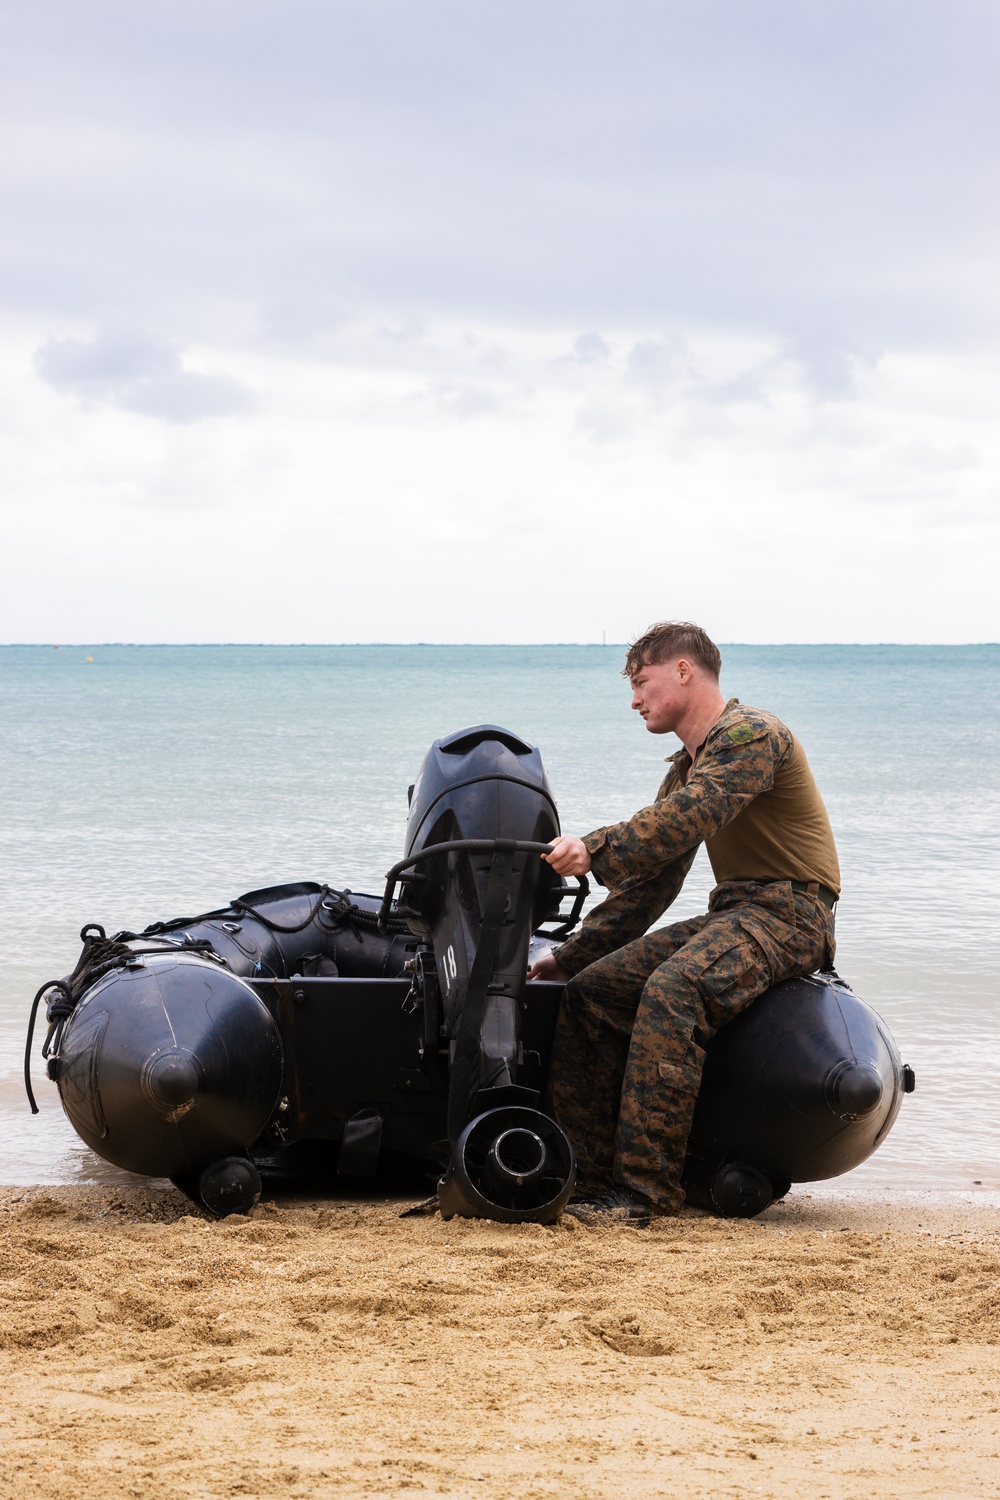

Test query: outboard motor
[379,725,580,1222]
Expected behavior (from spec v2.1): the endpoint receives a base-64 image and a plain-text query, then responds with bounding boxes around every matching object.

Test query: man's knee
[634,959,708,1038]
[565,952,644,1012]
[663,927,773,1030]
[565,918,707,1010]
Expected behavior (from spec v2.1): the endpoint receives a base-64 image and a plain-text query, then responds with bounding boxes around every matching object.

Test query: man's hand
[542,835,591,877]
[527,953,571,982]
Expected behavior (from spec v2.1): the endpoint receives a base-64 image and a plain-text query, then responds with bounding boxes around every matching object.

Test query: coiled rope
[24,923,220,1113]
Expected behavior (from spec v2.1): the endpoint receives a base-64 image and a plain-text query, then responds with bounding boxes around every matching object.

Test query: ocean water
[1,644,997,1192]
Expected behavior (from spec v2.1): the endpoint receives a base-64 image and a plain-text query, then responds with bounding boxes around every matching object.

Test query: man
[529,621,839,1222]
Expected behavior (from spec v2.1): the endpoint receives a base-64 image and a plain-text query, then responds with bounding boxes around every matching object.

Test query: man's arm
[530,761,691,981]
[549,847,698,977]
[585,717,789,891]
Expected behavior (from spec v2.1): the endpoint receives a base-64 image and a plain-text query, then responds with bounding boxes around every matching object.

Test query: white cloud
[425,380,514,421]
[2,3,997,350]
[3,316,998,643]
[571,333,612,366]
[0,2,997,643]
[34,321,256,423]
[624,336,691,397]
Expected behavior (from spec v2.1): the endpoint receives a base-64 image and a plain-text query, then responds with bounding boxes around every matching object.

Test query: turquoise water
[2,644,997,1190]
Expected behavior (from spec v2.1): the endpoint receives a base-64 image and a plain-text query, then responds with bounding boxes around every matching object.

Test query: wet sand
[1,1185,998,1499]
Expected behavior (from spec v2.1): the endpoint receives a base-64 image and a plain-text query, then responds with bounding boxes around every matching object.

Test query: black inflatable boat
[25,725,914,1222]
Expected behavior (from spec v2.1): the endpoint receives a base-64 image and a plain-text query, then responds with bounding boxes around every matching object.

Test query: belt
[789,879,838,909]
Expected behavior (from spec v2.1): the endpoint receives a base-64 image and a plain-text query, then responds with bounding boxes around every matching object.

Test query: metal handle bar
[378,839,555,930]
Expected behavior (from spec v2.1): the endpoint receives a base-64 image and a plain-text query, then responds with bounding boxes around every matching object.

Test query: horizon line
[2,640,998,650]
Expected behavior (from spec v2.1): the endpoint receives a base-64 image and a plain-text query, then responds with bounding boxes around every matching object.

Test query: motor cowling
[403,726,562,1013]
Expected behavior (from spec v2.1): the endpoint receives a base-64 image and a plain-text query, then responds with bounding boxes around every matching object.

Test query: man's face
[629,657,690,734]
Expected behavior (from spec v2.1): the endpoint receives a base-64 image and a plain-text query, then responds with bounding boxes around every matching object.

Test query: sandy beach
[1,1184,997,1499]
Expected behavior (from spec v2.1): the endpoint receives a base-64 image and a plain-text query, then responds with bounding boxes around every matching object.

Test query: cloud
[624,336,690,394]
[694,366,775,407]
[2,3,997,354]
[426,379,520,420]
[34,322,256,423]
[571,332,612,366]
[1,3,998,644]
[258,294,350,346]
[572,393,635,443]
[3,314,999,643]
[782,328,880,400]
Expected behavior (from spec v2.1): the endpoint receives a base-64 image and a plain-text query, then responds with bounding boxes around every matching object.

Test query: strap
[789,879,838,909]
[446,848,515,1144]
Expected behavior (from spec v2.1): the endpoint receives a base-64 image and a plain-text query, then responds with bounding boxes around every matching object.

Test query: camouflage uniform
[547,700,837,1211]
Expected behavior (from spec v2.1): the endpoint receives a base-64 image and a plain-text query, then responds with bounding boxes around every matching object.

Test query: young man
[529,621,839,1222]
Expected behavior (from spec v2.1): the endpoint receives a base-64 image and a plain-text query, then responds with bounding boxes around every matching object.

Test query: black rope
[233,884,412,936]
[23,924,219,1112]
[139,885,345,937]
[137,885,412,940]
[323,889,412,941]
[24,924,124,1112]
[231,885,335,933]
[139,906,234,937]
[24,981,70,1114]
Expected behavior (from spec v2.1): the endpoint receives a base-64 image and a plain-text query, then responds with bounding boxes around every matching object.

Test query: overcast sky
[2,0,997,643]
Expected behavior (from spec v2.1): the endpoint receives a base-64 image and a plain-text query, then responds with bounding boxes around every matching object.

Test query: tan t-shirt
[586,698,840,894]
[670,717,840,892]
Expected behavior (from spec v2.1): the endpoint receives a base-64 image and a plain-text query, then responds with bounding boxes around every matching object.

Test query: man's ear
[675,656,694,684]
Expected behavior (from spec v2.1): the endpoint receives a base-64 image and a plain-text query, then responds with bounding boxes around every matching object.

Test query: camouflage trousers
[547,881,836,1212]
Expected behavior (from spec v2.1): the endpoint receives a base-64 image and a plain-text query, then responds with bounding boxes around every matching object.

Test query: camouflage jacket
[554,698,796,976]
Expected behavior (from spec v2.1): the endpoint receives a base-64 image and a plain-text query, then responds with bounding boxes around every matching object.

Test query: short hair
[623,621,722,680]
